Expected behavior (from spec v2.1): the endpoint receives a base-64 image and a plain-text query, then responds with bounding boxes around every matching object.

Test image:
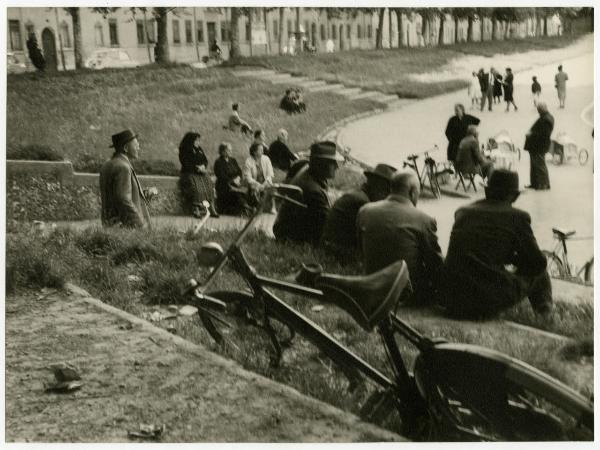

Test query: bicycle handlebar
[182,278,227,311]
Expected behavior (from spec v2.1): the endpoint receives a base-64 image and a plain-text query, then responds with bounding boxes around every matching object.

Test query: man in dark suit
[524,101,554,190]
[321,163,397,260]
[443,169,552,319]
[444,103,480,162]
[99,129,151,228]
[479,67,495,112]
[273,141,342,245]
[266,129,298,172]
[357,171,444,304]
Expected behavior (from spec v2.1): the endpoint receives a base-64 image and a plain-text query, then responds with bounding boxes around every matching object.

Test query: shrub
[73,154,179,176]
[73,152,108,173]
[75,228,125,256]
[111,241,163,266]
[7,144,63,161]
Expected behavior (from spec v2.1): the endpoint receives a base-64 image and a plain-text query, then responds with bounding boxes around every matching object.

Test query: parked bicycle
[402,146,453,199]
[182,185,593,441]
[543,227,594,286]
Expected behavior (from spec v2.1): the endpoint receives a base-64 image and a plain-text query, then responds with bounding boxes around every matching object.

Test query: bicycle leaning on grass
[402,146,453,199]
[543,227,594,286]
[182,185,593,441]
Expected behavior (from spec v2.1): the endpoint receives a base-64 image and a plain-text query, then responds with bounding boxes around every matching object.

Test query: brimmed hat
[364,163,397,182]
[485,169,520,197]
[110,129,137,148]
[309,141,344,162]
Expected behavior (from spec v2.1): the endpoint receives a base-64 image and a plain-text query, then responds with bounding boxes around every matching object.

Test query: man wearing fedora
[357,170,444,304]
[443,169,552,319]
[99,129,151,228]
[273,140,342,245]
[321,163,397,260]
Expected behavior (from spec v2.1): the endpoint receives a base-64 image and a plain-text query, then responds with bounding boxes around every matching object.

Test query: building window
[60,21,71,48]
[185,20,193,44]
[367,24,372,39]
[94,22,104,46]
[172,19,180,44]
[146,19,156,43]
[331,24,337,40]
[346,24,351,39]
[273,19,278,38]
[357,24,362,38]
[9,20,22,50]
[136,20,145,44]
[108,19,119,46]
[220,21,230,42]
[196,20,204,42]
[287,19,292,37]
[320,23,326,40]
[245,21,251,42]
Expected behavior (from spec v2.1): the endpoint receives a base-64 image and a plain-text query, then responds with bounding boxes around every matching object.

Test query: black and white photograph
[3,1,596,444]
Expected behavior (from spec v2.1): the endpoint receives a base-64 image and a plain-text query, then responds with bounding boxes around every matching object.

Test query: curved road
[340,49,594,267]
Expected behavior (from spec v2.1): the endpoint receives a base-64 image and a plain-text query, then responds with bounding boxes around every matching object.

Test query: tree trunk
[376,7,385,49]
[296,7,301,52]
[278,7,285,54]
[438,14,445,46]
[421,15,427,46]
[67,8,83,69]
[248,9,253,56]
[388,8,393,48]
[480,16,485,41]
[153,7,170,64]
[144,9,154,63]
[491,18,498,40]
[505,20,511,39]
[263,8,270,54]
[229,7,242,59]
[454,16,459,43]
[543,16,548,36]
[396,10,403,47]
[467,16,474,42]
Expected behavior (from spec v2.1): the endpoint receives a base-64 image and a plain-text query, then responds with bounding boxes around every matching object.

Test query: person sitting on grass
[442,169,552,320]
[227,103,252,136]
[266,129,298,172]
[244,142,275,213]
[214,142,248,216]
[280,88,306,114]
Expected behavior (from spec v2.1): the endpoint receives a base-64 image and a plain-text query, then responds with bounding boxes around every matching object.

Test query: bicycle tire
[542,251,566,280]
[199,290,294,366]
[584,258,594,286]
[579,148,589,165]
[413,343,593,441]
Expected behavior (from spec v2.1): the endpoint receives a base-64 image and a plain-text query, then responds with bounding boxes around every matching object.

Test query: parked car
[84,49,139,70]
[7,52,27,74]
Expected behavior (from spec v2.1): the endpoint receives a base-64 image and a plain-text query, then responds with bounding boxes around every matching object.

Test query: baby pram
[486,130,521,170]
[550,132,589,165]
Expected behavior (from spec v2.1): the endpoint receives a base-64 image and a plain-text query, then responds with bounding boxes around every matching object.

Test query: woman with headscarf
[524,102,554,190]
[214,142,247,215]
[178,132,219,218]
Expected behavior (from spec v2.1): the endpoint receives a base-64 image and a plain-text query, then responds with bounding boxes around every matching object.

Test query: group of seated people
[280,88,307,114]
[271,140,552,320]
[179,126,298,217]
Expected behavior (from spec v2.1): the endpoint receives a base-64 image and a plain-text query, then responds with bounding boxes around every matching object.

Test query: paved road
[340,49,594,268]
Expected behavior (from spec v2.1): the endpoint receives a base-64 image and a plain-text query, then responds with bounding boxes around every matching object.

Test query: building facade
[8,7,562,71]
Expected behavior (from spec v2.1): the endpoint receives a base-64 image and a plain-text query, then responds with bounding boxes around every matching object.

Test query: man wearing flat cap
[443,169,552,319]
[99,129,151,228]
[322,163,397,261]
[273,140,342,245]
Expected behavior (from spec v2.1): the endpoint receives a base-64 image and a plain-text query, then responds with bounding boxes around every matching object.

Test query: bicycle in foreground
[182,185,593,441]
[402,146,453,199]
[543,227,594,286]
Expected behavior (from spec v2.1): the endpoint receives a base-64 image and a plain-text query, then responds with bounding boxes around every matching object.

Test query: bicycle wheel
[542,250,566,280]
[413,343,593,441]
[584,258,594,286]
[198,290,294,367]
[578,148,589,165]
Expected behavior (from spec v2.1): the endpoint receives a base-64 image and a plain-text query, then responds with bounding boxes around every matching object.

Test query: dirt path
[5,287,403,443]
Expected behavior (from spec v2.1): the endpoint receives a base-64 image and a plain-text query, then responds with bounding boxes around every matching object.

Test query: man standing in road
[444,103,480,162]
[524,101,554,190]
[479,67,495,112]
[100,129,151,228]
[555,65,569,109]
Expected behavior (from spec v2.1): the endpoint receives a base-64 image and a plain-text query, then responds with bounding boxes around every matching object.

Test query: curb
[63,283,404,442]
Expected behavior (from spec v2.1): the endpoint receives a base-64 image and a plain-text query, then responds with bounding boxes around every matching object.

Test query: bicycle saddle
[315,260,411,332]
[552,227,575,239]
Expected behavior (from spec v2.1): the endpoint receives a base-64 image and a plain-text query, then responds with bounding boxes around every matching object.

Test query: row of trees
[56,7,593,69]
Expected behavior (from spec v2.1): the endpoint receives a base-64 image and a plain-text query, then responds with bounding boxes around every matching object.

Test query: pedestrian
[503,68,518,112]
[555,65,569,108]
[444,103,480,162]
[357,171,444,305]
[321,163,397,261]
[468,71,480,109]
[99,129,151,228]
[479,67,494,112]
[266,129,298,172]
[443,169,552,319]
[493,70,503,104]
[214,142,248,216]
[524,102,554,190]
[531,76,542,106]
[178,132,219,218]
[273,141,342,245]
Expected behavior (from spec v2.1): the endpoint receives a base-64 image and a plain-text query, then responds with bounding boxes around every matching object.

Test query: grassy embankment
[7,226,593,430]
[236,34,586,98]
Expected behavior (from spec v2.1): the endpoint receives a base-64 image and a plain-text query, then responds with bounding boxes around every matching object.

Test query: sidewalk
[5,286,402,443]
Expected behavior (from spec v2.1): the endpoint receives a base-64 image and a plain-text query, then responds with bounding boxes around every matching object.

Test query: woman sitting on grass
[214,142,248,216]
[178,132,219,218]
[244,142,275,213]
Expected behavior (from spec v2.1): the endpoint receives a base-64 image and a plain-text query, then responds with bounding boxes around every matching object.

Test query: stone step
[336,87,363,97]
[347,90,381,101]
[385,98,416,109]
[298,80,327,89]
[234,69,277,77]
[371,93,400,104]
[310,83,345,93]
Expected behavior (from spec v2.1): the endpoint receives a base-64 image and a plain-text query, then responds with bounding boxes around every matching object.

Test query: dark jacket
[179,145,208,174]
[455,135,486,175]
[99,153,150,228]
[444,199,547,315]
[445,114,481,161]
[321,187,370,253]
[357,195,444,292]
[478,71,490,92]
[266,139,297,171]
[531,81,542,94]
[273,165,332,245]
[524,112,554,154]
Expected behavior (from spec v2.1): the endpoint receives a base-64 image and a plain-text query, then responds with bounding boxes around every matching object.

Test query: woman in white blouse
[244,143,275,212]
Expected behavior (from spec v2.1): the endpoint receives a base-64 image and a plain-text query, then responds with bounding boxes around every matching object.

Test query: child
[531,76,542,106]
[468,72,480,109]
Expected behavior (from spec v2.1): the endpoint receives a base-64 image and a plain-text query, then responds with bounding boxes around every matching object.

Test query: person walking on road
[524,102,554,190]
[555,65,569,108]
[468,72,480,109]
[493,70,503,104]
[531,76,542,106]
[503,68,518,112]
[479,67,495,112]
